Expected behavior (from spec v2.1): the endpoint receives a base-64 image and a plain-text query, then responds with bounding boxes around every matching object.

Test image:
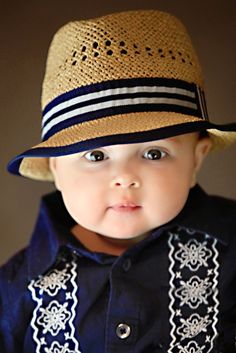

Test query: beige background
[1,0,235,265]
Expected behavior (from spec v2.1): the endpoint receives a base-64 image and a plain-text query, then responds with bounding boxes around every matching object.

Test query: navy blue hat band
[41,78,208,141]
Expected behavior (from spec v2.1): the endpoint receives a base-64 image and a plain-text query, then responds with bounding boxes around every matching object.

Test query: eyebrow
[149,137,181,145]
[165,137,181,144]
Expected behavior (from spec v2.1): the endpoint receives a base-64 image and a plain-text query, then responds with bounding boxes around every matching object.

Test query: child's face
[50,133,211,242]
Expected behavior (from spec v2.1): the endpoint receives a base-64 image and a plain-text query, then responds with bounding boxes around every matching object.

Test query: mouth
[110,202,141,213]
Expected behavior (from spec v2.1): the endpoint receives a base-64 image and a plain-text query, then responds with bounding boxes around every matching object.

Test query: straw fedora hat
[7,9,236,181]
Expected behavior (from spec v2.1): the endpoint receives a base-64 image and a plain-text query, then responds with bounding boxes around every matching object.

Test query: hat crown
[42,10,204,109]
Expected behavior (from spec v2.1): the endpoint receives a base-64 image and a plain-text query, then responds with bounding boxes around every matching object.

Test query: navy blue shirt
[0,185,236,353]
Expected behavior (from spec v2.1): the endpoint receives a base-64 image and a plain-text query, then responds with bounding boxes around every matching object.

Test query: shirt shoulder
[175,185,236,245]
[207,193,236,224]
[0,248,28,283]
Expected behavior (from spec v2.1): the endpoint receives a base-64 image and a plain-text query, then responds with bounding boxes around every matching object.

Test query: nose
[110,174,141,189]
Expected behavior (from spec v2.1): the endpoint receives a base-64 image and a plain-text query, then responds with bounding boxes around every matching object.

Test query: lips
[110,202,141,212]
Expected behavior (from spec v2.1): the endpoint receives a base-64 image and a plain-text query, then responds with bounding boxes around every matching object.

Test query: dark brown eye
[84,150,106,162]
[144,149,166,160]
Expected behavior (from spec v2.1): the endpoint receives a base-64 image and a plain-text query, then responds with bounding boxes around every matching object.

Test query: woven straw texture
[42,10,203,109]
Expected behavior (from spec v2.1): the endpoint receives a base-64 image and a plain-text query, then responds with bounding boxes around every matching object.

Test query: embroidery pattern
[168,227,219,353]
[34,266,71,296]
[37,301,71,336]
[28,257,81,353]
[45,341,75,353]
[177,313,210,339]
[175,276,212,309]
[175,239,212,271]
[178,341,205,353]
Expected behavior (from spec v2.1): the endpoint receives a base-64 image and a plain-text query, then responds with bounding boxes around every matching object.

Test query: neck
[71,224,149,256]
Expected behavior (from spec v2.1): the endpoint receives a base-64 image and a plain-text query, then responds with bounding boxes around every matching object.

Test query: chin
[102,228,149,240]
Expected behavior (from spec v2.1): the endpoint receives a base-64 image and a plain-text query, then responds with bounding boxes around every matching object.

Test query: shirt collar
[172,184,231,246]
[27,184,231,279]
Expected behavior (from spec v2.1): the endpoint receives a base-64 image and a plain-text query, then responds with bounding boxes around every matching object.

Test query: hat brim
[7,112,236,181]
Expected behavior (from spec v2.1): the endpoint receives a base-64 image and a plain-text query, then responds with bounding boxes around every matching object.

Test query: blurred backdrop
[1,0,236,265]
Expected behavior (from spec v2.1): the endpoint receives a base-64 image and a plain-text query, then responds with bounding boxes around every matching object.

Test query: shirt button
[122,258,132,272]
[116,323,131,339]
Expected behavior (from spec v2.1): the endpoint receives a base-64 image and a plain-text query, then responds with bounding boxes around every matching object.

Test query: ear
[194,137,212,171]
[191,137,212,187]
[49,157,61,190]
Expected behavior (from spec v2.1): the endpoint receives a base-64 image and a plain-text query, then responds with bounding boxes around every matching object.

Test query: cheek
[58,171,106,224]
[145,163,194,221]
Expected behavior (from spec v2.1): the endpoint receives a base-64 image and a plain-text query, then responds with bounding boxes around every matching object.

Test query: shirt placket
[105,256,139,353]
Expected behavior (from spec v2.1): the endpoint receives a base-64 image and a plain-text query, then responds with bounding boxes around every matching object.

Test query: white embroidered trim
[28,258,81,353]
[34,266,71,296]
[175,239,212,271]
[37,301,71,336]
[168,228,219,353]
[175,276,212,309]
[45,341,75,353]
[177,313,211,339]
[178,340,205,353]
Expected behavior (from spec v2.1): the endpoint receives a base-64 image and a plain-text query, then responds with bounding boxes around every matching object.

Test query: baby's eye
[143,148,167,160]
[84,150,107,162]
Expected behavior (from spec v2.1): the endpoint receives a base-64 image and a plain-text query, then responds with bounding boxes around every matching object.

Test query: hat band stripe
[42,104,201,142]
[42,96,198,139]
[41,78,206,141]
[42,85,195,126]
[42,77,197,116]
[42,91,197,129]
